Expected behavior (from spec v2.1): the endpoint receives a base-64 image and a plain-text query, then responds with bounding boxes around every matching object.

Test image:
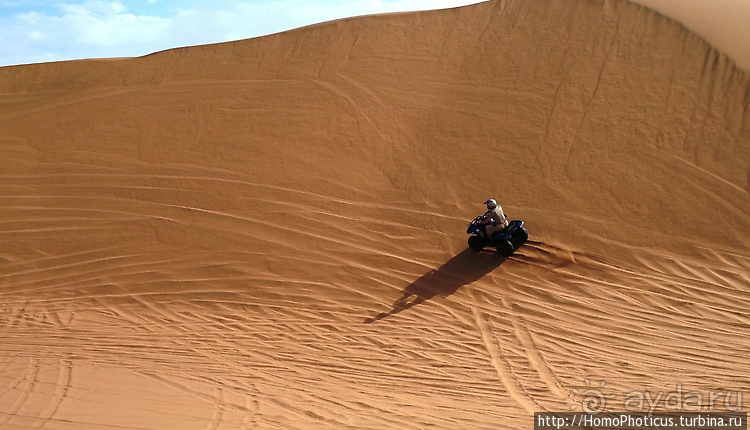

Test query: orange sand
[1,0,748,428]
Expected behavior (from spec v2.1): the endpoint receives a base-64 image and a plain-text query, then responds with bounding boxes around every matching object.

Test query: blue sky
[0,0,483,66]
[1,0,749,69]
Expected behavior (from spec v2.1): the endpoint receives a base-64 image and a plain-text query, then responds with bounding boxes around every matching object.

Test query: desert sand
[1,0,749,428]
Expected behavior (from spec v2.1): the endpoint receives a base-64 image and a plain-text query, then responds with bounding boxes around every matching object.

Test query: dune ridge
[1,0,749,428]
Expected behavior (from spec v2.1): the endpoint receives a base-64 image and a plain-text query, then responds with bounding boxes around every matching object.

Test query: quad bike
[467,215,528,257]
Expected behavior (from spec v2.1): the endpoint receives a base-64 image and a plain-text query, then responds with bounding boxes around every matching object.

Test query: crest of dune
[1,0,748,428]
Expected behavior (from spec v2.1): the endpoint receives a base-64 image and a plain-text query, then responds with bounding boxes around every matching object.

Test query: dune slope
[1,0,749,428]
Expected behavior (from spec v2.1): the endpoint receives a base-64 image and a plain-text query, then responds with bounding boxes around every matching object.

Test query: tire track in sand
[206,386,224,430]
[0,357,40,428]
[500,296,572,403]
[36,358,72,428]
[471,307,540,414]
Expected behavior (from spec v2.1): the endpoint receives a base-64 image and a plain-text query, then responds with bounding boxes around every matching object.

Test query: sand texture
[1,0,749,428]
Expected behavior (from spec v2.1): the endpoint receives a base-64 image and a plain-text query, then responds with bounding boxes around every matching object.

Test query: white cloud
[1,1,173,64]
[59,0,127,15]
[4,0,746,70]
[0,0,483,66]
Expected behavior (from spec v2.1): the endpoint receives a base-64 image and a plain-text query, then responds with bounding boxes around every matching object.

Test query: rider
[480,199,509,237]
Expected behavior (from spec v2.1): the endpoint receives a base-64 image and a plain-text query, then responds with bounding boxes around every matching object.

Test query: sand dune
[1,0,749,428]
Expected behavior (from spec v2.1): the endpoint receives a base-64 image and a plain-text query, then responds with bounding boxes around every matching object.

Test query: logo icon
[570,379,617,413]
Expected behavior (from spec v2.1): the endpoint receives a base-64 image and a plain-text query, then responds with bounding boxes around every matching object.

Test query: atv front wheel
[468,235,486,252]
[495,240,514,257]
[517,227,529,243]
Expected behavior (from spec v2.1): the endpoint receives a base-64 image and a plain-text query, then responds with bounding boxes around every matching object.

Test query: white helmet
[484,199,497,209]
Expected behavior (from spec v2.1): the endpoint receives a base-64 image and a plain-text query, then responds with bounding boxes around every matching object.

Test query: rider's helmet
[484,199,497,210]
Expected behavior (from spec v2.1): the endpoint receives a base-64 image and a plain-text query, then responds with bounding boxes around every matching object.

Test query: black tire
[517,227,529,243]
[468,235,486,252]
[496,240,514,257]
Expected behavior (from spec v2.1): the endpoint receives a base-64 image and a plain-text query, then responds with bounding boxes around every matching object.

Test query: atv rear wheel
[468,235,486,252]
[495,240,514,257]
